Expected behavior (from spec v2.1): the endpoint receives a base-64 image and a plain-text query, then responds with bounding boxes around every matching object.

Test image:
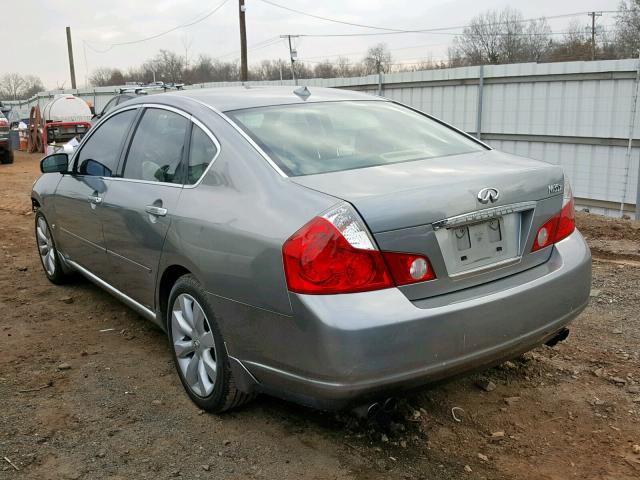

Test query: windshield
[226,100,485,176]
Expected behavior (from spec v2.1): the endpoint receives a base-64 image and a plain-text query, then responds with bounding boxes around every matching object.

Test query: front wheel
[168,275,255,412]
[35,212,71,284]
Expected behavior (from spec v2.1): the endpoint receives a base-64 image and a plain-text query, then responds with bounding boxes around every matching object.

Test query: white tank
[42,94,92,123]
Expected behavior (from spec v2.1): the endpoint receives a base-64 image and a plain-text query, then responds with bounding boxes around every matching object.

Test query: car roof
[152,86,385,112]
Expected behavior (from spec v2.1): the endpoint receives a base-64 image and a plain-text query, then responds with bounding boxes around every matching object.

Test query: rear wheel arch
[158,264,192,329]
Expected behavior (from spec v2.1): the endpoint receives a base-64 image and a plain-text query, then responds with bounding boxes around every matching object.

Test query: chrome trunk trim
[432,201,537,230]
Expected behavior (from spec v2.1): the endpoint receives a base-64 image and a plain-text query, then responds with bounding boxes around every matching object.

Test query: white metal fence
[4,58,640,217]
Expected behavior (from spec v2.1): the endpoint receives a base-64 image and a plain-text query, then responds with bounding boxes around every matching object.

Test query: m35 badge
[548,183,563,194]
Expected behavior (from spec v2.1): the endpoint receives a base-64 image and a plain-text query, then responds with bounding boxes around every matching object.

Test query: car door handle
[88,195,103,205]
[145,205,168,217]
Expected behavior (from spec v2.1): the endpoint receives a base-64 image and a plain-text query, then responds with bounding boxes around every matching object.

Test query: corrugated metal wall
[4,59,639,215]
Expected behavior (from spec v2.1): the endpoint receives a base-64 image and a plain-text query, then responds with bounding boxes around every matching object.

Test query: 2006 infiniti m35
[32,86,591,412]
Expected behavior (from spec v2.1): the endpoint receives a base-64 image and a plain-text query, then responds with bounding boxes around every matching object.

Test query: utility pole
[239,0,248,82]
[281,35,299,85]
[66,27,77,89]
[587,12,602,61]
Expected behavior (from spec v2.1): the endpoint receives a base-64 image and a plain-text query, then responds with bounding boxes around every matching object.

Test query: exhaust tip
[352,402,381,419]
[367,402,381,418]
[545,328,569,347]
[382,397,397,413]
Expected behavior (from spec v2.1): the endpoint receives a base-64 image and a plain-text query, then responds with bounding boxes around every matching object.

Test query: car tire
[0,149,13,164]
[35,212,72,284]
[168,274,255,412]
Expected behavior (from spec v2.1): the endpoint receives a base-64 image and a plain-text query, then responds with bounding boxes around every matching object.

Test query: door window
[123,108,188,184]
[76,109,136,177]
[100,96,119,116]
[186,124,218,185]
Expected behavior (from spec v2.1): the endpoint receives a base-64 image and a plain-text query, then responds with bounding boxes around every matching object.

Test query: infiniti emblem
[477,187,500,204]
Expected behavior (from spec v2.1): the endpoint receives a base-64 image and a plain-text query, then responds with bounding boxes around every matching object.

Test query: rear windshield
[226,100,485,176]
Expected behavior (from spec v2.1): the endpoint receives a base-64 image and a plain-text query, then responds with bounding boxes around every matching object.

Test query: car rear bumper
[230,230,591,409]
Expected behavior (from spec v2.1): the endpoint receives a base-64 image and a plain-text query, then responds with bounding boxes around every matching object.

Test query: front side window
[227,101,486,176]
[76,109,136,177]
[123,108,188,184]
[186,125,217,185]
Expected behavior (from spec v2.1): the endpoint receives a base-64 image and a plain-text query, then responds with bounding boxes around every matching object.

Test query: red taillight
[283,217,393,294]
[0,119,8,127]
[555,196,575,242]
[283,203,435,294]
[532,217,559,251]
[532,179,576,252]
[383,252,436,285]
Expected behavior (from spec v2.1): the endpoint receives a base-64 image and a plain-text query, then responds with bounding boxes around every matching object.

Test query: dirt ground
[1,152,639,480]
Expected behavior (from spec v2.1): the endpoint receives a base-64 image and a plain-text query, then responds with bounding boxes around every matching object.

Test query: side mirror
[40,153,69,174]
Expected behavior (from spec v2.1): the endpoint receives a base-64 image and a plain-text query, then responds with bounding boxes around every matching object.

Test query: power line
[84,0,231,53]
[257,1,622,37]
[303,41,453,60]
[296,28,618,39]
[215,36,282,59]
[257,0,409,32]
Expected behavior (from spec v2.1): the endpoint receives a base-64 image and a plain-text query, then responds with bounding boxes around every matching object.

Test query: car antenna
[293,86,311,100]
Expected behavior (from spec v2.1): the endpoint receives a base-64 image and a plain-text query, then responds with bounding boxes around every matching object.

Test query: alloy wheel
[36,216,56,276]
[171,293,217,397]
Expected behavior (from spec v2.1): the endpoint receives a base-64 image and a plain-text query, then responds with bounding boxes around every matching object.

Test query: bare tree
[22,75,45,98]
[524,18,553,62]
[0,73,26,100]
[450,8,552,65]
[145,50,184,83]
[499,8,527,63]
[334,57,355,77]
[0,73,45,100]
[363,44,393,74]
[615,0,640,57]
[548,19,591,62]
[89,68,125,87]
[313,60,336,78]
[451,10,504,65]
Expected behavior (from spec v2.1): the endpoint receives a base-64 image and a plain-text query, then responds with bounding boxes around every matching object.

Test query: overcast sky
[5,0,621,89]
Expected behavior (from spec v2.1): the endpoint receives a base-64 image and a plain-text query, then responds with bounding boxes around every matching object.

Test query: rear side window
[123,108,188,184]
[227,101,485,176]
[186,125,217,185]
[76,109,136,177]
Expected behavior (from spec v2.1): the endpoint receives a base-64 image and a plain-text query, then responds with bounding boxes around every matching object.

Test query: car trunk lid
[290,149,565,299]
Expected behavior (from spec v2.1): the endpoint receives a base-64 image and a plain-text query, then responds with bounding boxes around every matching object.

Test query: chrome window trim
[186,97,289,178]
[70,104,141,172]
[105,177,183,188]
[183,114,221,189]
[71,103,221,188]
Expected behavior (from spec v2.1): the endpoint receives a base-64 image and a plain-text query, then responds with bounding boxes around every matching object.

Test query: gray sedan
[32,86,591,413]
